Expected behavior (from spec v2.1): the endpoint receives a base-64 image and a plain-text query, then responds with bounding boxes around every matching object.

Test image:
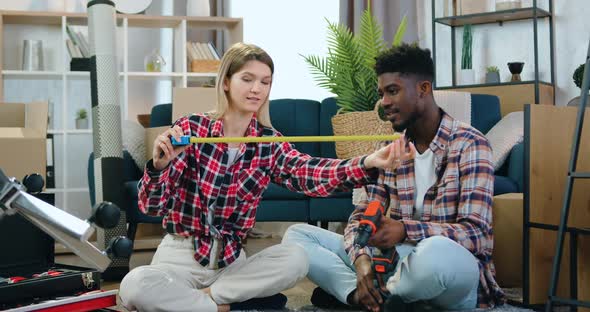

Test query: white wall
[228,0,339,101]
[417,0,590,106]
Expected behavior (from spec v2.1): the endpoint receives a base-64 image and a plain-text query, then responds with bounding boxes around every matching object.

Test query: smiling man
[283,44,505,311]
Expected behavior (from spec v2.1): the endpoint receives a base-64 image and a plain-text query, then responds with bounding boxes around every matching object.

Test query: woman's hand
[152,125,190,171]
[363,136,416,170]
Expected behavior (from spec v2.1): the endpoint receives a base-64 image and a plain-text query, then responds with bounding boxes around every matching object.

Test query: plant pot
[567,95,590,107]
[331,111,394,159]
[187,0,210,16]
[508,62,524,82]
[495,0,521,11]
[75,118,88,129]
[485,72,500,84]
[459,69,475,85]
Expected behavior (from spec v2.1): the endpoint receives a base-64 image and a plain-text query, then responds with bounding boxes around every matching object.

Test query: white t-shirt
[209,147,241,269]
[413,148,437,220]
[226,147,240,165]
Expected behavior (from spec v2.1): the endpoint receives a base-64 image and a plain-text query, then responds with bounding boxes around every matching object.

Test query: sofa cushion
[471,94,502,134]
[309,197,356,222]
[262,183,307,200]
[123,180,163,223]
[256,200,309,222]
[269,99,321,157]
[150,103,172,127]
[506,142,524,192]
[494,175,519,196]
[319,98,339,159]
[88,151,142,207]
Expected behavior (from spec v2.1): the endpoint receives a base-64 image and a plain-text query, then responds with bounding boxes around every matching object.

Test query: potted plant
[459,24,474,85]
[568,63,587,106]
[301,2,407,158]
[485,66,500,84]
[573,63,585,90]
[75,108,88,129]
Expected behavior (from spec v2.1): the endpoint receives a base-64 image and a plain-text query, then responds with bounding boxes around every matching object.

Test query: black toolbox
[0,194,101,310]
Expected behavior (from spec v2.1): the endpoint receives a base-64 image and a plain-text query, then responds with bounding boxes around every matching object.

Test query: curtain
[340,0,418,45]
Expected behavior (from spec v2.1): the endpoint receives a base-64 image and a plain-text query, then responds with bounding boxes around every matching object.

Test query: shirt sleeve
[270,141,379,197]
[137,116,193,216]
[401,138,495,257]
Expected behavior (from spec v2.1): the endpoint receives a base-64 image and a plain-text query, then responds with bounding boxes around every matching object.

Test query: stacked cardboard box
[144,88,216,160]
[0,101,48,184]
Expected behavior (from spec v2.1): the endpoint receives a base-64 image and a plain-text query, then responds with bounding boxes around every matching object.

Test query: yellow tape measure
[171,134,402,145]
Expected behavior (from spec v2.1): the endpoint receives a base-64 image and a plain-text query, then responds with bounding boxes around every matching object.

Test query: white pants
[119,234,309,312]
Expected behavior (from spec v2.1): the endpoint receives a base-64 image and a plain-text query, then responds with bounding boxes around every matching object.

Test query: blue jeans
[282,224,480,310]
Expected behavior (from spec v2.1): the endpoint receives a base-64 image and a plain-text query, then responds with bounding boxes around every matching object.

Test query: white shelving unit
[0,10,242,218]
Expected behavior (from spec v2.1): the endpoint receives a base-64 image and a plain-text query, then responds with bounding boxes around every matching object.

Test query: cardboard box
[145,87,216,160]
[459,0,488,15]
[0,101,48,182]
[172,87,216,122]
[492,192,523,288]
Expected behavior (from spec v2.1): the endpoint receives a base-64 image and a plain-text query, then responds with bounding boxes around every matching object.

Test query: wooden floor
[55,235,317,310]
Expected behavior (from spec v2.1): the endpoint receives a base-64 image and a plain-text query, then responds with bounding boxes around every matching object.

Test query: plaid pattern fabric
[344,112,505,308]
[139,113,377,268]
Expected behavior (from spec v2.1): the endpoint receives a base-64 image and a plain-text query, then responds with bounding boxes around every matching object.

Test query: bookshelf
[0,10,242,217]
[431,1,555,116]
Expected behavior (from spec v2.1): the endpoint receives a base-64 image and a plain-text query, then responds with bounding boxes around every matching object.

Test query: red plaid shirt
[139,113,377,268]
[344,112,505,308]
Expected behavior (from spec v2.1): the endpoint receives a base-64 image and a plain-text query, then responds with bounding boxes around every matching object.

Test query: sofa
[259,94,523,224]
[256,98,355,225]
[88,94,524,233]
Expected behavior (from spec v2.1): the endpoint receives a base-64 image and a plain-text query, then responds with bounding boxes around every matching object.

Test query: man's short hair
[375,43,434,82]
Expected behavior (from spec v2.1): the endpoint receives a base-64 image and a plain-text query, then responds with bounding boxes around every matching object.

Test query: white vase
[567,95,590,107]
[64,0,85,13]
[76,118,88,129]
[459,69,475,85]
[47,1,65,12]
[187,0,211,17]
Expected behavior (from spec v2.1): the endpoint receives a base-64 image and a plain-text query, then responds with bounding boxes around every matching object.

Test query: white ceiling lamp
[111,0,153,14]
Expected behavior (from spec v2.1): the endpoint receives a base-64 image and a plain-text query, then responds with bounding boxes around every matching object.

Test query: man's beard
[392,112,418,132]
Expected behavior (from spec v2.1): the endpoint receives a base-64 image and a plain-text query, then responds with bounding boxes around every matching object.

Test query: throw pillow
[122,120,146,170]
[352,188,368,206]
[485,111,524,171]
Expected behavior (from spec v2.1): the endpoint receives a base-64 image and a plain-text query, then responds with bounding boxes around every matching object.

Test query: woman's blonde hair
[213,42,274,127]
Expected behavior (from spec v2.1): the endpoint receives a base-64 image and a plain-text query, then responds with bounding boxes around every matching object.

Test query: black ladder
[544,41,590,311]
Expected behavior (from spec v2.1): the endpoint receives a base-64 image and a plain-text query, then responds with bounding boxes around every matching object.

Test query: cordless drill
[354,200,399,297]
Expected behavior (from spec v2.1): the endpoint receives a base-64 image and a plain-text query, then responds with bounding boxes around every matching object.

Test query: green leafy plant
[573,63,585,89]
[461,24,472,70]
[486,66,499,73]
[301,3,407,113]
[76,108,87,120]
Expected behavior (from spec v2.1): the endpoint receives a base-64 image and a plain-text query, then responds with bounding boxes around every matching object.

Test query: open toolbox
[0,194,103,310]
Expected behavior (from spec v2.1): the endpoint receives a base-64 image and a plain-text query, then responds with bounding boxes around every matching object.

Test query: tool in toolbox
[0,168,132,272]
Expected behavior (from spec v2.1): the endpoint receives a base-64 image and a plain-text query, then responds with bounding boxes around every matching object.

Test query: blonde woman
[119,43,408,312]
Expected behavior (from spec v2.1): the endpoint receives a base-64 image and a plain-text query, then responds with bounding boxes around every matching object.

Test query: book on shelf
[76,30,91,57]
[66,39,83,58]
[65,24,90,58]
[186,41,221,62]
[206,42,221,60]
[45,133,55,189]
